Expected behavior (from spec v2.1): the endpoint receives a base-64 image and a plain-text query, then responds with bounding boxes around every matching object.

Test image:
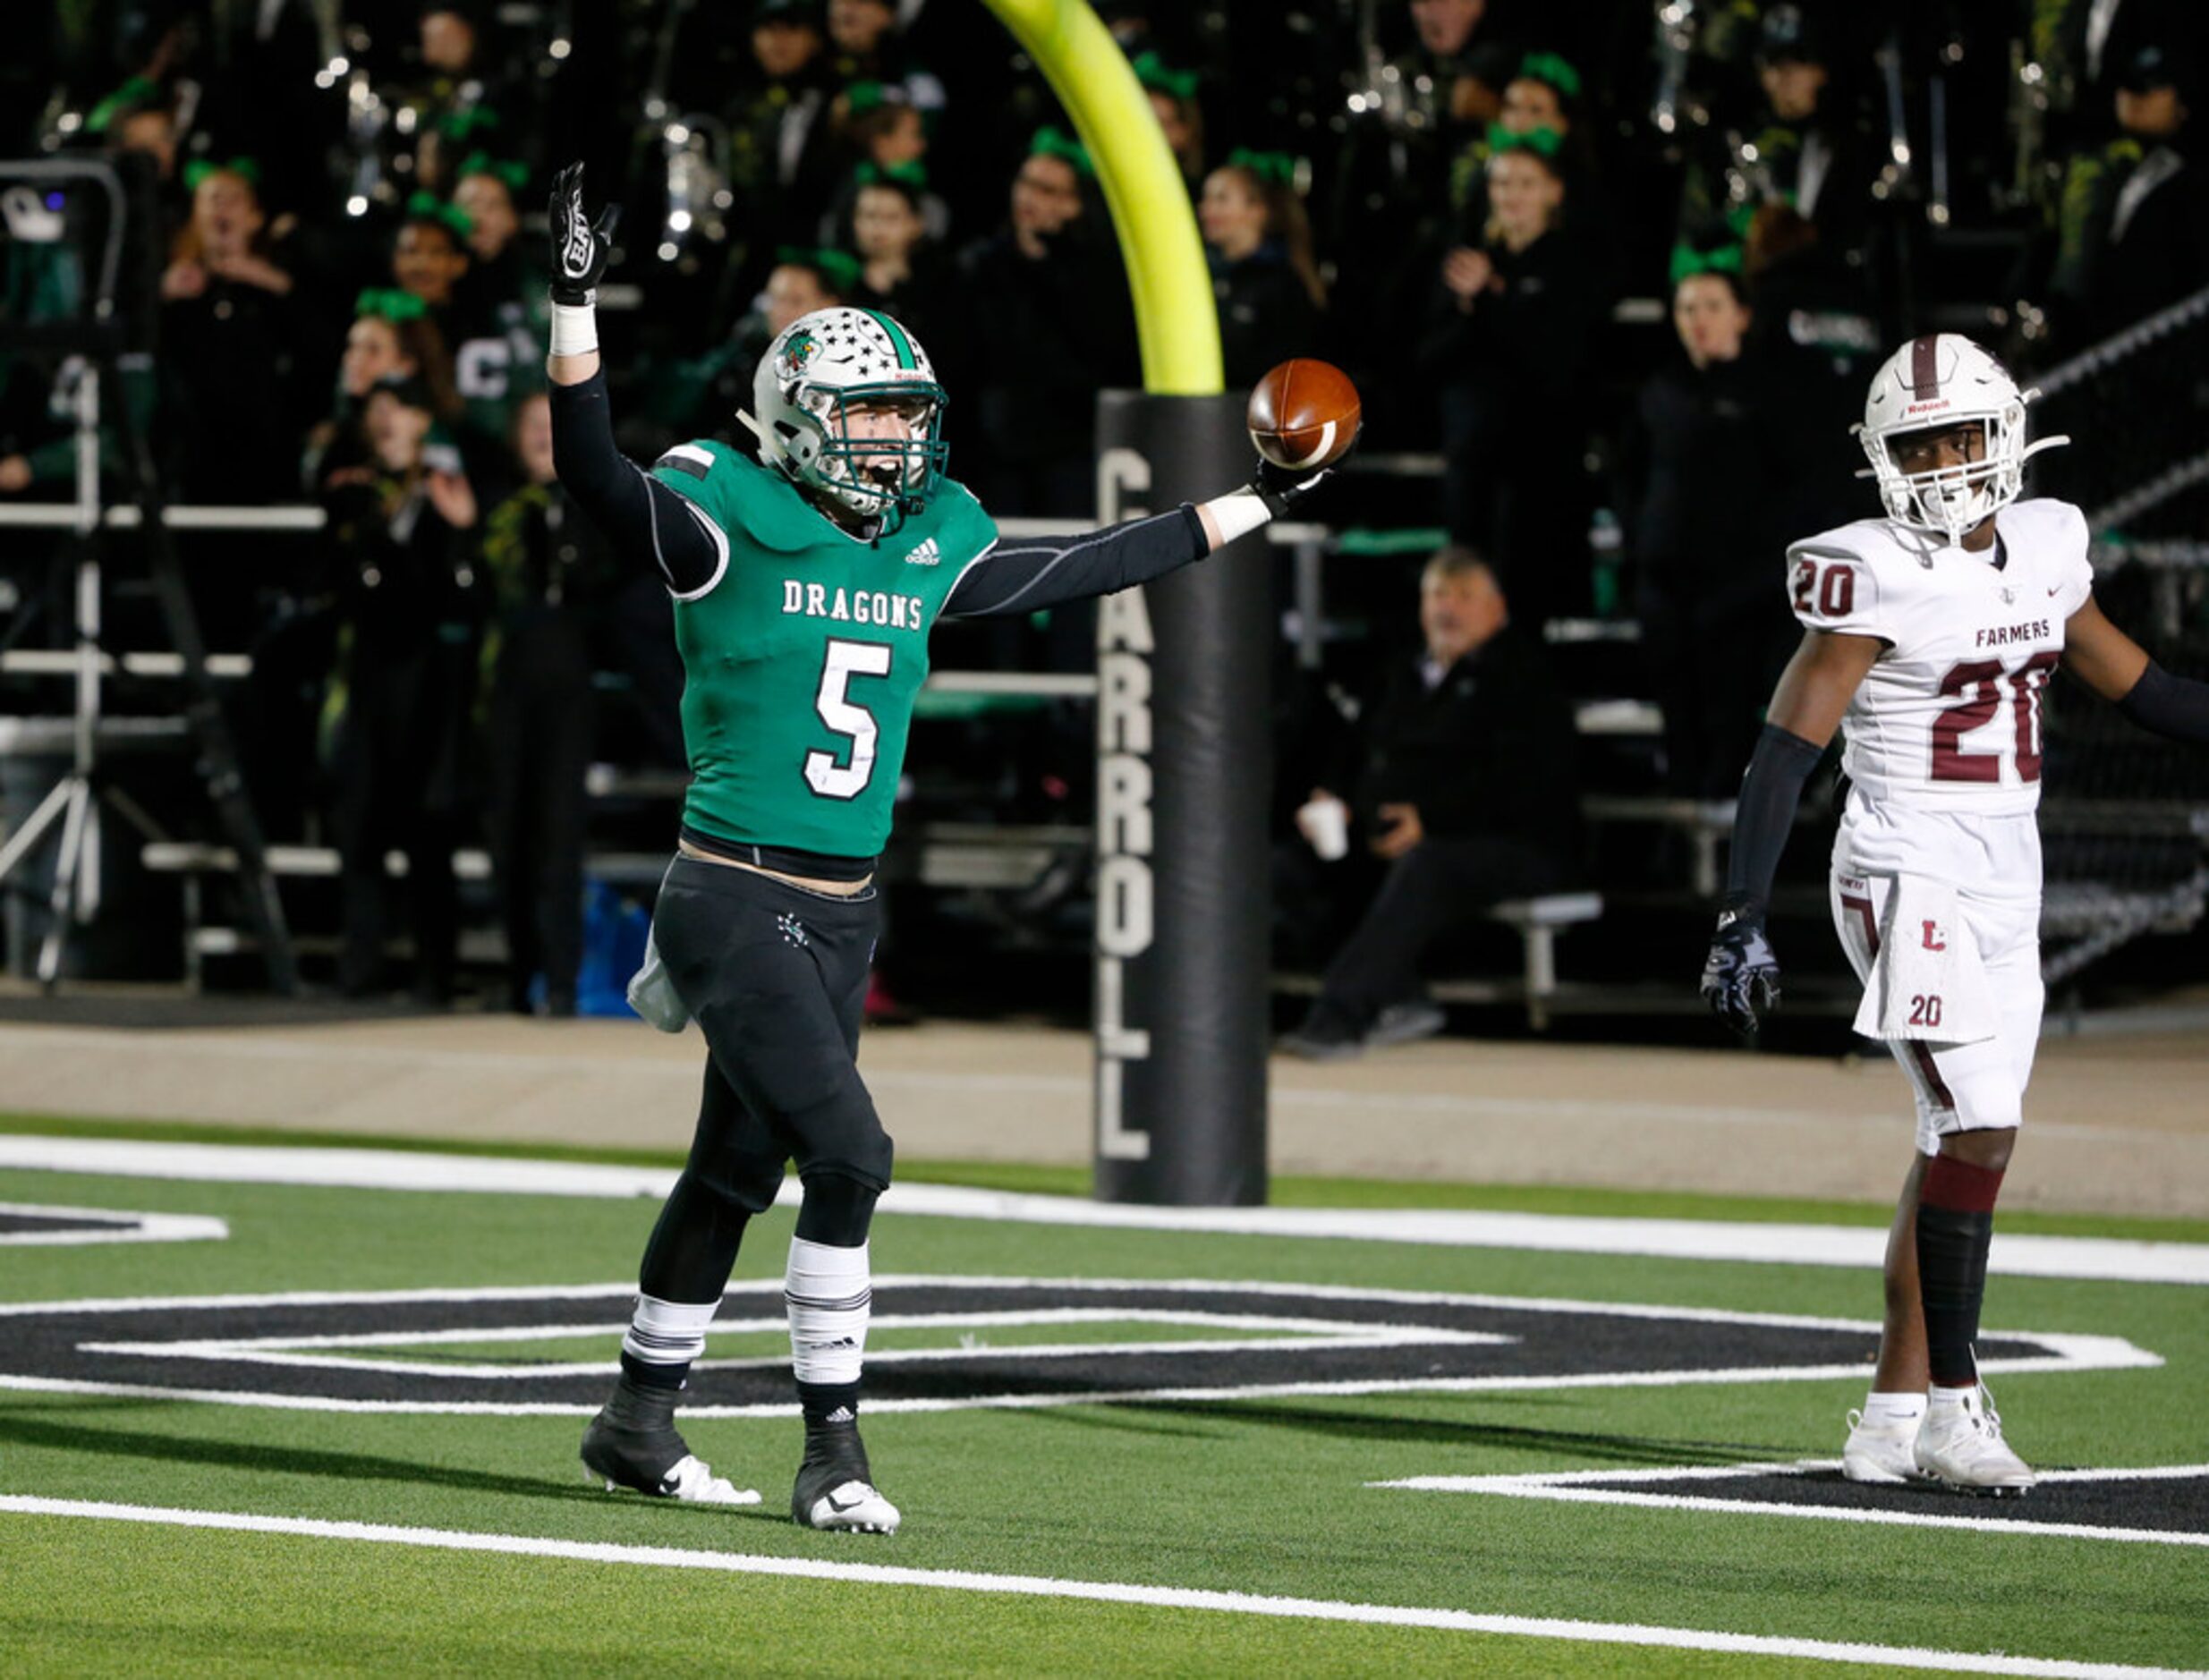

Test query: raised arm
[941,459,1335,618]
[542,163,721,596]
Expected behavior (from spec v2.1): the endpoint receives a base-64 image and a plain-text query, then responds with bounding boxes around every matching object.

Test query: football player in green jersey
[543,163,1337,1532]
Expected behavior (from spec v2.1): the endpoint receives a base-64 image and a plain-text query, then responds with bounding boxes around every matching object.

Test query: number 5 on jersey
[807,639,892,800]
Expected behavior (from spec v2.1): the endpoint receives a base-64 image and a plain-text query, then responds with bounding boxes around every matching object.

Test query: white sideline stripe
[4,1134,2207,1284]
[0,1202,227,1247]
[0,1497,2195,1678]
[0,1276,2154,1416]
[1376,1462,2209,1549]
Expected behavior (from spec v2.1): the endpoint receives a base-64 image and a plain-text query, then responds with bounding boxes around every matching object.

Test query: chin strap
[732,407,791,466]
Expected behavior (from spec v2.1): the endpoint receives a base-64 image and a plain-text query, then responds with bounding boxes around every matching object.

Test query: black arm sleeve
[942,505,1211,618]
[2117,660,2209,744]
[1722,723,1825,917]
[548,370,721,595]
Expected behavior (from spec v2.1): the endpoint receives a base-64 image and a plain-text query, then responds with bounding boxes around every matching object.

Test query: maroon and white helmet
[1855,335,2068,543]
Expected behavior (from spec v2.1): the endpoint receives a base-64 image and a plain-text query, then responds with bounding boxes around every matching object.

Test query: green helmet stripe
[867,309,918,369]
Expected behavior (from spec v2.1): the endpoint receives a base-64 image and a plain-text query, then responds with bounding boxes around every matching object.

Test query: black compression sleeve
[943,505,1209,618]
[1722,723,1825,917]
[2117,660,2209,744]
[548,371,721,594]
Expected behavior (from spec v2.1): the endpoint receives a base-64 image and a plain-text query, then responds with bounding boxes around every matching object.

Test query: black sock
[619,1352,689,1392]
[798,1379,861,1429]
[1918,1155,2003,1388]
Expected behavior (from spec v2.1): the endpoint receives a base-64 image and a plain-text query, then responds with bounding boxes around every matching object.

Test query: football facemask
[1853,334,2067,546]
[750,307,948,531]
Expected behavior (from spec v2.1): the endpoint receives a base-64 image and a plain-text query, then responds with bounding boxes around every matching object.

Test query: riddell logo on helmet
[1903,398,1953,416]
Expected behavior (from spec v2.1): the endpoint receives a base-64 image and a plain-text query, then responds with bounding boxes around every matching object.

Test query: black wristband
[1722,723,1825,917]
[2118,660,2209,745]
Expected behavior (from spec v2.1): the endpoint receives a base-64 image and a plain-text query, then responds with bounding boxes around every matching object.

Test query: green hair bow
[439,106,501,142]
[1030,125,1095,179]
[1516,51,1583,101]
[1225,148,1297,186]
[355,287,429,324]
[183,156,262,192]
[455,153,528,191]
[85,76,162,135]
[1669,242,1746,285]
[775,245,862,294]
[1484,123,1564,160]
[854,160,929,191]
[1131,51,1199,102]
[404,191,474,240]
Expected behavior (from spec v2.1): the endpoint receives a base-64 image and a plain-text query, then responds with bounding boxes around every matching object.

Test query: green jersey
[649,439,998,857]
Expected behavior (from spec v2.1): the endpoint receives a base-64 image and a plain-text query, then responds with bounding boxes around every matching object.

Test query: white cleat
[1839,1408,1927,1484]
[1914,1385,2035,1496]
[658,1454,763,1506]
[585,1453,760,1506]
[797,1476,901,1534]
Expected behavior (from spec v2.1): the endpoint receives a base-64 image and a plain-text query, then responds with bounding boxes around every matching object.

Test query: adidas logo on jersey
[905,537,941,566]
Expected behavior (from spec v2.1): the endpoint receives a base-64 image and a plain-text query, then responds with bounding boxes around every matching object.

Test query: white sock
[786,1236,871,1387]
[1927,1382,1978,1411]
[1858,1391,1927,1429]
[620,1293,717,1374]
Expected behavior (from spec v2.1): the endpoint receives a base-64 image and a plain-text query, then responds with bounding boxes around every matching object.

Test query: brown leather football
[1247,359,1362,471]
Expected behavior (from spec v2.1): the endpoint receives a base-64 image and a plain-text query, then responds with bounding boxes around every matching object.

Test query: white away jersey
[1786,498,2095,817]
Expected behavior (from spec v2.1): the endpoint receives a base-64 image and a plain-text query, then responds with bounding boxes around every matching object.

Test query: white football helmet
[1855,334,2068,545]
[743,306,947,530]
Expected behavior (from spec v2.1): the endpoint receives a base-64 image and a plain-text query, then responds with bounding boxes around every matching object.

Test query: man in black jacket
[1280,547,1582,1058]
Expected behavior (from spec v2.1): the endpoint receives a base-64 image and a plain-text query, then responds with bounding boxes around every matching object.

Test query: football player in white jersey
[1700,334,2209,1493]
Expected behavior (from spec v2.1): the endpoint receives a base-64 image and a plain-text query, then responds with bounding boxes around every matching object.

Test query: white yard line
[0,1496,2197,1677]
[1375,1462,2209,1548]
[4,1134,2205,1284]
[0,1202,226,1247]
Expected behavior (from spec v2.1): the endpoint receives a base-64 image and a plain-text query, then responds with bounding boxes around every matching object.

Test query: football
[1247,359,1362,472]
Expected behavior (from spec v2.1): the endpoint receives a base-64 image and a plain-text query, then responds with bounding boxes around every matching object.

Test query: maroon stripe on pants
[1842,889,1958,1113]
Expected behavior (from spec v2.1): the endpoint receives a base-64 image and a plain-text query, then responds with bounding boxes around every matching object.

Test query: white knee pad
[786,1236,871,1387]
[1907,1039,2025,1155]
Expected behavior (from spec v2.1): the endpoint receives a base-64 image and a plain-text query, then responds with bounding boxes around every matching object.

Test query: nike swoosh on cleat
[827,1491,864,1512]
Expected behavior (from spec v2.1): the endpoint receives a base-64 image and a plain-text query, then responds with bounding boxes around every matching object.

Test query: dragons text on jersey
[650,437,998,857]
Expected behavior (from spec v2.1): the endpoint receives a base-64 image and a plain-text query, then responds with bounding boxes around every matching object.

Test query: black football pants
[636,858,890,1302]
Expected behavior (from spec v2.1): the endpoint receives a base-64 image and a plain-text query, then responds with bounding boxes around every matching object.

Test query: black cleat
[580,1374,759,1505]
[792,1411,900,1532]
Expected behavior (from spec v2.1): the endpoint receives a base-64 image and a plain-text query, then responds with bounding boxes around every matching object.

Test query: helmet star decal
[753,307,950,536]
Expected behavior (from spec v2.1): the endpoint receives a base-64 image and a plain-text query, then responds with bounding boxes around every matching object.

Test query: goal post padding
[1092,395,1270,1207]
[976,0,1268,1203]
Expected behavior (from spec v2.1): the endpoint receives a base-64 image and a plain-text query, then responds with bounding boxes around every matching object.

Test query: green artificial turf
[3,1139,2207,1674]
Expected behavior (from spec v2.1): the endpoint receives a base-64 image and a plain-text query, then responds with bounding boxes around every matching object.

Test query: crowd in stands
[2,0,2205,1015]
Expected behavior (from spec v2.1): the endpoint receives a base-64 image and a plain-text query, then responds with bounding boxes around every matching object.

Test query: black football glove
[1252,457,1332,518]
[1701,903,1780,1037]
[548,161,621,307]
[1252,420,1360,516]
